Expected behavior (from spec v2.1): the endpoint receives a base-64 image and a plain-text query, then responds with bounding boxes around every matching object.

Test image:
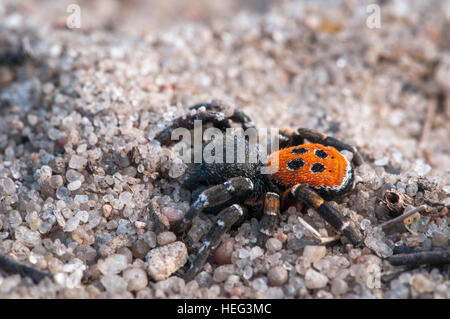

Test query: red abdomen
[266,143,353,194]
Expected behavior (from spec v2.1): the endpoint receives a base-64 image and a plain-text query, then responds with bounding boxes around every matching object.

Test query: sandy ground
[0,0,449,298]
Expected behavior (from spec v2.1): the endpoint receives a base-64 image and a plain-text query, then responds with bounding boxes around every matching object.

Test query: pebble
[56,186,70,199]
[132,239,151,259]
[49,175,64,189]
[67,180,82,191]
[331,278,348,295]
[100,274,128,294]
[302,245,327,264]
[249,246,264,260]
[103,204,113,218]
[266,238,283,251]
[214,238,234,265]
[64,216,80,232]
[268,266,288,286]
[123,268,148,291]
[0,178,16,195]
[213,265,235,282]
[69,155,87,170]
[156,231,177,246]
[410,274,432,293]
[431,231,448,248]
[305,269,329,289]
[14,226,41,248]
[161,206,184,223]
[98,254,129,275]
[147,241,188,281]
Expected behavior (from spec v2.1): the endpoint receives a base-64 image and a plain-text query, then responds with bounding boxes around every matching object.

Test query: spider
[155,100,364,281]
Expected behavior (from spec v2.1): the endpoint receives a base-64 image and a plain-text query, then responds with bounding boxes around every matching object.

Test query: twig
[419,99,436,151]
[378,205,426,230]
[296,216,339,244]
[0,254,52,284]
[388,249,450,266]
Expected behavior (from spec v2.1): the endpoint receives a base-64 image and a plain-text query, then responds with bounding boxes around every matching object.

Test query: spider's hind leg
[291,184,363,246]
[183,204,244,281]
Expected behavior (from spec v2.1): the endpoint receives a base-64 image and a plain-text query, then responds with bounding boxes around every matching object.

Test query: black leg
[256,192,280,246]
[189,100,255,130]
[171,177,254,234]
[155,100,255,146]
[0,254,52,284]
[183,204,244,281]
[296,128,363,165]
[278,128,305,149]
[155,109,230,146]
[291,184,363,246]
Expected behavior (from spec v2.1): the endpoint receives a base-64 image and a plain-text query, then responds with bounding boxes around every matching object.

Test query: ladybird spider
[155,100,363,281]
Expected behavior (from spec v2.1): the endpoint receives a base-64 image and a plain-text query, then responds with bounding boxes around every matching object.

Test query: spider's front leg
[296,128,363,166]
[183,204,244,282]
[171,177,254,234]
[290,184,363,246]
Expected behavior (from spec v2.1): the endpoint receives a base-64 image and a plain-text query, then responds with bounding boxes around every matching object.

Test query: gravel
[0,0,449,299]
[146,241,188,281]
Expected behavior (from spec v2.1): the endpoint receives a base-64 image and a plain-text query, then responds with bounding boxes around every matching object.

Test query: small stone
[331,278,348,295]
[56,186,70,199]
[123,268,148,291]
[15,226,41,248]
[76,210,89,223]
[266,238,283,251]
[305,269,329,289]
[238,248,249,259]
[119,191,132,204]
[303,246,327,264]
[157,231,177,246]
[132,239,151,259]
[67,180,82,191]
[431,231,448,248]
[103,204,113,218]
[147,241,188,281]
[249,246,264,260]
[49,175,64,189]
[66,169,85,183]
[406,183,418,197]
[268,266,288,286]
[100,274,128,294]
[74,194,88,204]
[64,217,80,232]
[0,178,16,195]
[69,155,87,170]
[98,254,128,275]
[242,266,253,280]
[161,206,184,223]
[213,265,235,282]
[410,274,432,293]
[375,157,389,166]
[214,238,234,265]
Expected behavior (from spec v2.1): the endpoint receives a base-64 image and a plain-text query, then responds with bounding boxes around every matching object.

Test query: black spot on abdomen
[291,147,308,154]
[314,149,328,159]
[287,158,305,170]
[311,162,325,173]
